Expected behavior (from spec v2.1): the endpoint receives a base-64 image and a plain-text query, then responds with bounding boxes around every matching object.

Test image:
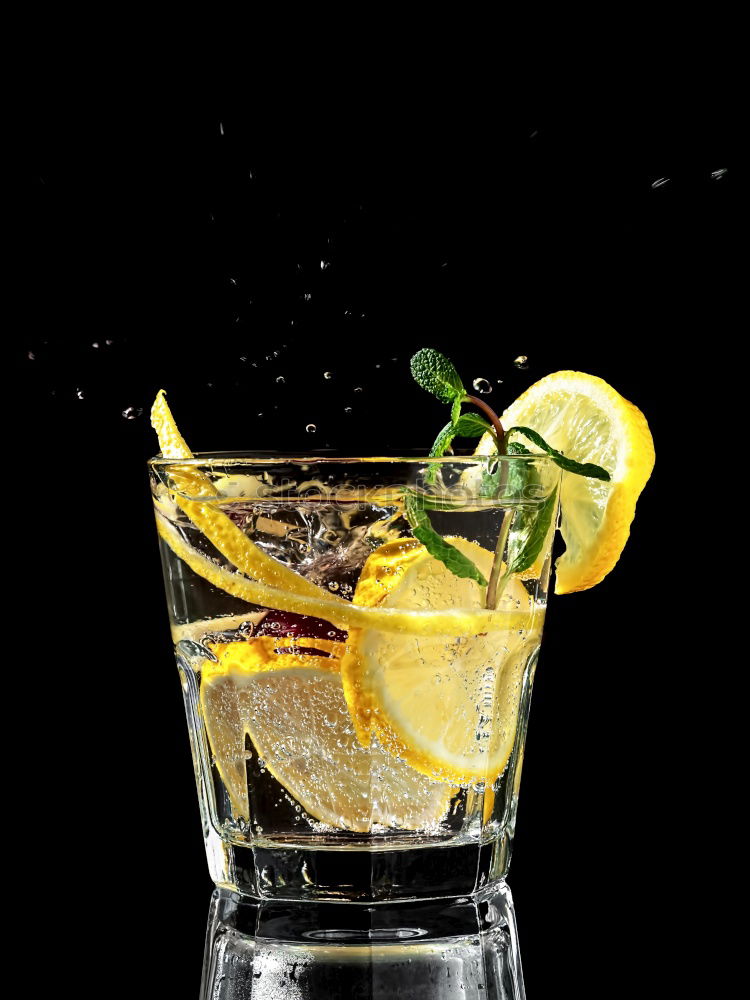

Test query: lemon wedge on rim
[476,371,654,594]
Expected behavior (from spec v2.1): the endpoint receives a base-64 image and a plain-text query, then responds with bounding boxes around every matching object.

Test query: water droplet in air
[472,378,491,394]
[496,379,504,384]
[122,406,143,420]
[276,376,285,384]
[219,121,224,136]
[320,260,330,270]
[711,168,728,180]
[27,351,35,361]
[324,371,333,380]
[75,388,85,400]
[304,292,312,302]
[513,355,528,368]
[105,339,114,346]
[354,386,363,393]
[344,407,352,414]
[651,177,670,189]
[306,423,317,433]
[92,342,100,349]
[239,356,247,362]
[257,412,264,418]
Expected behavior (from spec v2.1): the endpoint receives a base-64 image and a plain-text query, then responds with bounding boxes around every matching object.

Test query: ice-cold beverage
[151,456,558,901]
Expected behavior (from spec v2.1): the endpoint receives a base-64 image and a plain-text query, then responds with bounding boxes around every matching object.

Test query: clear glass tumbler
[150,453,559,902]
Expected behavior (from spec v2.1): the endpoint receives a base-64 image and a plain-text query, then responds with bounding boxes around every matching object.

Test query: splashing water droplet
[651,177,670,189]
[306,423,317,433]
[27,351,36,361]
[122,406,143,420]
[304,292,312,302]
[320,260,330,270]
[344,407,352,414]
[276,376,285,384]
[105,339,114,346]
[75,388,85,400]
[472,378,491,394]
[324,371,333,380]
[257,412,264,418]
[92,342,100,349]
[711,168,728,180]
[219,121,224,136]
[354,386,363,393]
[239,356,247,362]
[514,355,528,368]
[496,379,504,384]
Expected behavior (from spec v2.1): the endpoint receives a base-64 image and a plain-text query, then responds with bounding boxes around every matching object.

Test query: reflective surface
[201,883,524,999]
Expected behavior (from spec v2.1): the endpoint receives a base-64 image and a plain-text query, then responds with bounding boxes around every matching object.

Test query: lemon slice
[341,538,543,785]
[151,390,342,602]
[200,639,453,831]
[156,514,530,637]
[476,371,654,594]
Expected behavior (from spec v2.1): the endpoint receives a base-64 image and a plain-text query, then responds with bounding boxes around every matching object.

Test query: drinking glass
[150,453,559,902]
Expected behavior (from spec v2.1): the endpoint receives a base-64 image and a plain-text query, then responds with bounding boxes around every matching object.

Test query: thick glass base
[201,882,525,999]
[205,828,513,902]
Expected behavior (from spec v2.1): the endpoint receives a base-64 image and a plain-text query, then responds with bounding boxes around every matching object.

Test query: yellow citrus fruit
[151,389,342,601]
[341,538,543,785]
[156,514,530,638]
[476,371,654,594]
[200,637,453,831]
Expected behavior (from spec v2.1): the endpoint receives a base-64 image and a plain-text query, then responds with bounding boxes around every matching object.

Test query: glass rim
[148,449,556,468]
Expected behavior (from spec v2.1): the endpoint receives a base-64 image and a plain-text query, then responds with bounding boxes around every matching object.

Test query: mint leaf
[429,421,457,459]
[506,487,558,575]
[507,426,611,481]
[405,493,488,587]
[427,413,496,484]
[429,414,493,458]
[453,413,493,438]
[411,348,466,405]
[450,396,462,424]
[506,441,531,455]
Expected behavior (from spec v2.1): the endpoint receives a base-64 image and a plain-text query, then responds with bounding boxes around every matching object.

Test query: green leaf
[506,441,531,456]
[452,413,493,438]
[427,413,495,484]
[429,421,457,458]
[506,486,558,575]
[450,396,463,424]
[404,493,488,586]
[507,426,611,481]
[410,348,466,404]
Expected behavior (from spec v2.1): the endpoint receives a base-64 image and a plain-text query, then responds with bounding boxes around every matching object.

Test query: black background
[13,82,738,998]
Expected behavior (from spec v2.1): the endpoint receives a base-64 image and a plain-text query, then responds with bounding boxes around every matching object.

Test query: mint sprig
[405,493,488,587]
[429,413,496,460]
[408,348,612,603]
[411,348,466,405]
[506,487,558,575]
[506,426,610,481]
